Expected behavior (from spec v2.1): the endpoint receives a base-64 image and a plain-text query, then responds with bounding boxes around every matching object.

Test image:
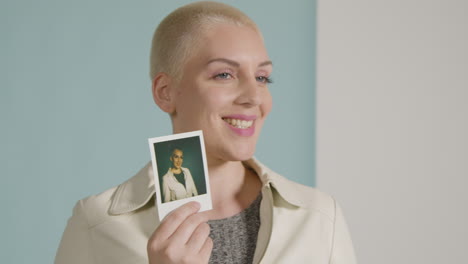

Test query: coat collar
[164,167,189,178]
[109,158,306,215]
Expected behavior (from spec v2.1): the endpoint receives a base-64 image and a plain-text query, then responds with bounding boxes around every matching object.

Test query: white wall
[317,1,468,263]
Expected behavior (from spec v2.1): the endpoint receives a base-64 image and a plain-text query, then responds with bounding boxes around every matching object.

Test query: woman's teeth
[223,118,254,129]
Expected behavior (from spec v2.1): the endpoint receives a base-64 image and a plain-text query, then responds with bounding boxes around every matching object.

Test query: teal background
[1,0,316,262]
[154,136,207,201]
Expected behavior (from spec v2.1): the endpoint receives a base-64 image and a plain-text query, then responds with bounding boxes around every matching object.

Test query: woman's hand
[147,202,213,264]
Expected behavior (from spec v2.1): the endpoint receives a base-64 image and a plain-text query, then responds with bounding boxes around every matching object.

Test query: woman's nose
[235,77,262,107]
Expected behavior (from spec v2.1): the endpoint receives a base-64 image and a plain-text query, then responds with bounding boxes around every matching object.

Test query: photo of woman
[162,148,198,202]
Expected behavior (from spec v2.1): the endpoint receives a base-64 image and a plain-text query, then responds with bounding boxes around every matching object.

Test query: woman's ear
[152,73,175,114]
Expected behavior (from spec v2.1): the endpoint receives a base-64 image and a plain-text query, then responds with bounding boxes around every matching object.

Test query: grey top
[208,193,262,264]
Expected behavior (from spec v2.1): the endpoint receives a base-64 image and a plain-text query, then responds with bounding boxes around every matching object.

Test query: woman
[162,148,198,202]
[55,2,356,263]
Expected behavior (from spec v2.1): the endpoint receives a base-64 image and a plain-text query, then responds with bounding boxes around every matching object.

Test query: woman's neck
[171,167,182,174]
[203,157,262,220]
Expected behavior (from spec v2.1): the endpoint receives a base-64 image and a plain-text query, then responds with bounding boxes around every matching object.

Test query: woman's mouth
[222,115,257,136]
[222,118,254,129]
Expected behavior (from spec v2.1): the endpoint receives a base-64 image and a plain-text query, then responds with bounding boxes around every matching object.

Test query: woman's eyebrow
[206,58,273,68]
[259,60,273,67]
[207,58,240,67]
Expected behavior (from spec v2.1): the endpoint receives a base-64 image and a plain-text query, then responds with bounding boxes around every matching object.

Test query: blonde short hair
[149,1,260,80]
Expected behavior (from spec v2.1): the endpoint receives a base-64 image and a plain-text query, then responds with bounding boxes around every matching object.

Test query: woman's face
[171,23,272,163]
[171,149,183,169]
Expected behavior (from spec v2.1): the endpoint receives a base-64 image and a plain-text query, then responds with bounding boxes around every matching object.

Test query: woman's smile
[222,114,257,136]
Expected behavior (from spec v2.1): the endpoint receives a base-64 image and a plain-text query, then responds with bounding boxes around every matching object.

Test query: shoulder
[271,173,336,221]
[73,185,120,228]
[162,170,172,179]
[73,162,155,227]
[181,167,192,175]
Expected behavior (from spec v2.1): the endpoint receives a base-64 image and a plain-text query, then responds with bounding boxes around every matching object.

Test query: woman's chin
[223,146,256,162]
[205,139,258,164]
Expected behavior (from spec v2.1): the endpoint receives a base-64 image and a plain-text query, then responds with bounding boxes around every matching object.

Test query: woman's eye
[256,76,273,84]
[214,72,233,80]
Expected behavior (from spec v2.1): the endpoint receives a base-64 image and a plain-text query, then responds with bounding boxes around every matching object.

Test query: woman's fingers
[199,236,214,262]
[147,202,213,264]
[169,211,209,245]
[152,202,200,241]
[185,222,211,253]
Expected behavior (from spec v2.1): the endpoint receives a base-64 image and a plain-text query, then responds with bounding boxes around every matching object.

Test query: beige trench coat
[55,158,357,263]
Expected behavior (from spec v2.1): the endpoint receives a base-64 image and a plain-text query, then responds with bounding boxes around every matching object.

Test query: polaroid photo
[148,130,212,221]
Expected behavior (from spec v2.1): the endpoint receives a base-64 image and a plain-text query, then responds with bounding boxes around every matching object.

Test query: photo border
[148,130,212,221]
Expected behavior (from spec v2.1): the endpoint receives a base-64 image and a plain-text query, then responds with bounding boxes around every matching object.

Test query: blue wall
[1,0,315,262]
